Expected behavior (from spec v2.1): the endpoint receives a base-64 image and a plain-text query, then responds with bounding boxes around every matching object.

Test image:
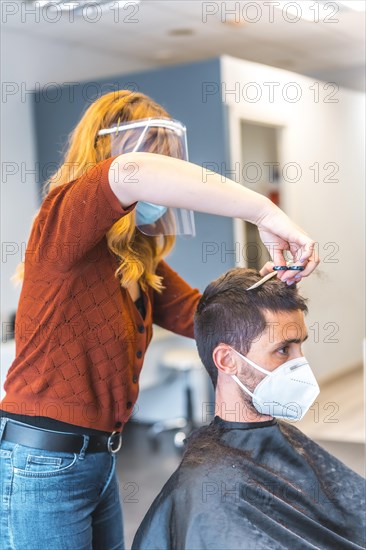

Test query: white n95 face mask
[230,348,320,421]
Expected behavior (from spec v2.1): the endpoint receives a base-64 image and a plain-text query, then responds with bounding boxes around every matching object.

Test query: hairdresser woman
[0,90,318,550]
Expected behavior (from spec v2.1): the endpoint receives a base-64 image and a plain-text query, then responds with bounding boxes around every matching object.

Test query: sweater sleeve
[152,260,202,339]
[32,156,137,273]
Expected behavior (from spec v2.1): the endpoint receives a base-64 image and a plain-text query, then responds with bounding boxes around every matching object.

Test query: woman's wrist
[249,195,278,227]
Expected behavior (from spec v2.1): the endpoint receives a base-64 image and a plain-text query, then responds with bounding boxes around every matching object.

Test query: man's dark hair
[194,268,308,388]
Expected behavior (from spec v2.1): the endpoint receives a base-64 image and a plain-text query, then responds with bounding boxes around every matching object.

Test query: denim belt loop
[0,417,9,443]
[79,434,90,460]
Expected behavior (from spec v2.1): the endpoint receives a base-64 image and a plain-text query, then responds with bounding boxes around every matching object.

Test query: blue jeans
[0,418,124,550]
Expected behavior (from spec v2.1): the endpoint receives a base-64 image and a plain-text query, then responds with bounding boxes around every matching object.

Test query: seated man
[132,267,366,550]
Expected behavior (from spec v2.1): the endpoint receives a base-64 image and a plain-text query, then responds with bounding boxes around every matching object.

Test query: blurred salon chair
[147,347,203,450]
[1,312,16,400]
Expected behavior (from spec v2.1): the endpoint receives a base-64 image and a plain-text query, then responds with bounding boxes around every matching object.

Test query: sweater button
[138,325,145,333]
[136,350,142,359]
[126,401,133,410]
[115,421,122,429]
[132,375,138,383]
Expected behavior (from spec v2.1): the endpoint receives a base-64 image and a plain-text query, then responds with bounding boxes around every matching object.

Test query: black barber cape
[132,416,366,550]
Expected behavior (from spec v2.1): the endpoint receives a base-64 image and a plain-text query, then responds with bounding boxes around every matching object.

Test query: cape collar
[213,415,277,431]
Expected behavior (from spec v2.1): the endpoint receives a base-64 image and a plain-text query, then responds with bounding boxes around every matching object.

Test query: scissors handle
[273,266,305,271]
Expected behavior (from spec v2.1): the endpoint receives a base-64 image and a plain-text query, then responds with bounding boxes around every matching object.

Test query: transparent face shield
[97,118,196,237]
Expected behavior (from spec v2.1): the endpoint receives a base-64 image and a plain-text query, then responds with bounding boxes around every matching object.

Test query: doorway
[240,121,282,270]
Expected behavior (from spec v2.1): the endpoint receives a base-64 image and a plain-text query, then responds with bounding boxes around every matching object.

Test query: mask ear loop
[231,347,271,375]
[231,350,272,401]
[231,375,255,398]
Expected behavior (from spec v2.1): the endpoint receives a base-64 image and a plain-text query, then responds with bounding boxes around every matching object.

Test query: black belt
[2,420,122,454]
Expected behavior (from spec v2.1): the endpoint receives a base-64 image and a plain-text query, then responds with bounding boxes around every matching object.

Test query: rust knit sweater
[0,156,202,432]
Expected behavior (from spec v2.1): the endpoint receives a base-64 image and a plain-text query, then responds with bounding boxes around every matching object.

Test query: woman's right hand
[256,205,320,284]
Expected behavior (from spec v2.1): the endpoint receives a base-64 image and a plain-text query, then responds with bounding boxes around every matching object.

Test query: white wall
[1,28,139,333]
[1,32,38,332]
[222,55,365,381]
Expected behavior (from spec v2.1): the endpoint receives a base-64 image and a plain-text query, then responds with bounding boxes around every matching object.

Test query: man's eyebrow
[273,334,309,347]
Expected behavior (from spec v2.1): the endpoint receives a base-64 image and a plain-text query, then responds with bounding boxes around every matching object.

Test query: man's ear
[212,344,239,376]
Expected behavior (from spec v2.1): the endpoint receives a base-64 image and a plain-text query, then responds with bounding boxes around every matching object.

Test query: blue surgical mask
[135,201,168,226]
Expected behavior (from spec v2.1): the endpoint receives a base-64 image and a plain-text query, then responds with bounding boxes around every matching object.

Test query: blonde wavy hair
[13,90,178,293]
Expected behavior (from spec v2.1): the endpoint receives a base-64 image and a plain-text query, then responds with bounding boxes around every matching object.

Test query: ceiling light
[269,0,366,21]
[36,0,54,6]
[222,19,247,28]
[168,29,194,37]
[268,1,320,21]
[27,0,140,12]
[336,0,366,11]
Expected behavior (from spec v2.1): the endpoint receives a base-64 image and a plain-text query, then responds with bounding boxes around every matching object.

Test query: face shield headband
[97,117,196,237]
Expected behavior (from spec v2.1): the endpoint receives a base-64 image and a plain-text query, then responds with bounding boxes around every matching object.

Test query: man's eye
[278,346,289,355]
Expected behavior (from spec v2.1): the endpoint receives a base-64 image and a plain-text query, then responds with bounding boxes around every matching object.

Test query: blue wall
[33,58,235,291]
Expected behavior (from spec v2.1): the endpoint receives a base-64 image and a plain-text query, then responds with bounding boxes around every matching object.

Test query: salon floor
[116,422,182,549]
[118,365,365,550]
